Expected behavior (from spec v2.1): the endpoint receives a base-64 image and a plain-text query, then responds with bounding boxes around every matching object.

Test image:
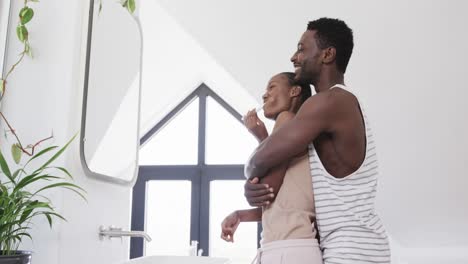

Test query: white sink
[120,256,231,264]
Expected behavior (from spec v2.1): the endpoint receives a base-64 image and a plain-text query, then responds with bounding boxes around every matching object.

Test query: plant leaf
[0,79,4,96]
[20,201,51,223]
[127,0,136,14]
[62,186,88,202]
[98,0,103,15]
[44,211,66,222]
[13,174,61,194]
[50,166,74,180]
[13,232,32,242]
[33,182,86,197]
[20,208,34,224]
[11,168,27,181]
[19,7,34,25]
[25,42,33,58]
[0,151,14,183]
[11,143,22,164]
[34,134,77,174]
[24,146,58,168]
[0,183,8,194]
[16,24,28,43]
[45,213,52,228]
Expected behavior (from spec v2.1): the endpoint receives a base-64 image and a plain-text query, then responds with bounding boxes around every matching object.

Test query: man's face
[290,30,323,85]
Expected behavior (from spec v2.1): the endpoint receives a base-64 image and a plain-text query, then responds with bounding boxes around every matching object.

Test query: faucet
[99,225,152,242]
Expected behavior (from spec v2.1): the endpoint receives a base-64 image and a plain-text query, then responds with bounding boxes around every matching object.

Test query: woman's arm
[237,207,263,222]
[221,208,262,242]
[243,109,269,142]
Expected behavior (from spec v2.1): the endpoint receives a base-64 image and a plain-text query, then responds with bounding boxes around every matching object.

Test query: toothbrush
[241,104,265,121]
[254,104,264,113]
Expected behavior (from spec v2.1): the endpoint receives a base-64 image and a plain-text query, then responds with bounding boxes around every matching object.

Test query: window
[131,85,260,264]
[205,96,257,164]
[145,181,192,256]
[139,98,199,165]
[209,181,258,263]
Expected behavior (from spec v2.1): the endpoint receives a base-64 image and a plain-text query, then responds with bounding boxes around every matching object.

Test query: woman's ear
[290,85,302,98]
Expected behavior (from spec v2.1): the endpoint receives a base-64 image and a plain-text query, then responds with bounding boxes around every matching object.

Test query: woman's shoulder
[275,111,295,123]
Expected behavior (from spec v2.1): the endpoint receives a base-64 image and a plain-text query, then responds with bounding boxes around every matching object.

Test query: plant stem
[4,50,26,81]
[1,49,27,100]
[0,111,53,156]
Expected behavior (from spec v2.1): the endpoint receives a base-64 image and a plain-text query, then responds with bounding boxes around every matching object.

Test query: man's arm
[245,93,336,179]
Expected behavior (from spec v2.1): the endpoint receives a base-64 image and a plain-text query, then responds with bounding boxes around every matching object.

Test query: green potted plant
[0,133,85,264]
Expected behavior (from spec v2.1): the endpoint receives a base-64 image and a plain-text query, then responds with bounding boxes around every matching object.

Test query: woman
[220,72,322,264]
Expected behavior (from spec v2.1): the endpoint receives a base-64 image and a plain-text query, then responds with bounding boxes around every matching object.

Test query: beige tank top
[261,154,317,245]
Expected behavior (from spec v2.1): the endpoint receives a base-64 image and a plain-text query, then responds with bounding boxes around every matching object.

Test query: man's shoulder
[299,88,359,124]
[304,88,353,110]
[321,87,359,107]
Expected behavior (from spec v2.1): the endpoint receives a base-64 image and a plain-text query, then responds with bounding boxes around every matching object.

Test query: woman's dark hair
[281,72,312,102]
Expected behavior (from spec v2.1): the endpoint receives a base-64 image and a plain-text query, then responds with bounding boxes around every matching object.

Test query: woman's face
[262,74,294,120]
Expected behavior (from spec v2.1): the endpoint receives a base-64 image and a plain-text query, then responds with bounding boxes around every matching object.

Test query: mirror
[80,0,142,185]
[0,0,11,78]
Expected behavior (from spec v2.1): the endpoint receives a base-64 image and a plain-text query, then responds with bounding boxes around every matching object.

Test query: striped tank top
[308,84,391,263]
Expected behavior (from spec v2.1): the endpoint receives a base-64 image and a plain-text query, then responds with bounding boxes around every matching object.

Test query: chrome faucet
[99,225,152,242]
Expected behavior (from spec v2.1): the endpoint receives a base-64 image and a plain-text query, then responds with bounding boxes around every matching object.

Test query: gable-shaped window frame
[130,83,261,258]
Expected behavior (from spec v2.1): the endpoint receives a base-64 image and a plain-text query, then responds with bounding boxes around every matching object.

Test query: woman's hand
[243,109,268,142]
[221,211,241,242]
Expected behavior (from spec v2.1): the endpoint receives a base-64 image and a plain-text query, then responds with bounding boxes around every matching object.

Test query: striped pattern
[308,91,390,263]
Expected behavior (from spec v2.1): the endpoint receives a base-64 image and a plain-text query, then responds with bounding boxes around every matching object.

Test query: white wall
[0,1,136,263]
[351,0,468,255]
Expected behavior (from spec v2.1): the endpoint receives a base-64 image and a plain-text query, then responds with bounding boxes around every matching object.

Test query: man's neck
[314,70,345,93]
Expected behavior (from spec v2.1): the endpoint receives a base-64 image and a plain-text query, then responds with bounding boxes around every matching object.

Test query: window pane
[145,181,192,256]
[210,181,257,264]
[205,97,258,164]
[139,98,199,165]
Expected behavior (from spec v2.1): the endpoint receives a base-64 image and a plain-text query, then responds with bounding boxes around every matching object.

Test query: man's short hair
[308,18,354,73]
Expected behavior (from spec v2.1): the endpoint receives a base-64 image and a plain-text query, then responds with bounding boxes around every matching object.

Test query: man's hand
[221,211,241,242]
[243,109,268,142]
[244,177,275,207]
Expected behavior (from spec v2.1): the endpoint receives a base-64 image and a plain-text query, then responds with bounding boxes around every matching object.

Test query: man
[244,18,391,263]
